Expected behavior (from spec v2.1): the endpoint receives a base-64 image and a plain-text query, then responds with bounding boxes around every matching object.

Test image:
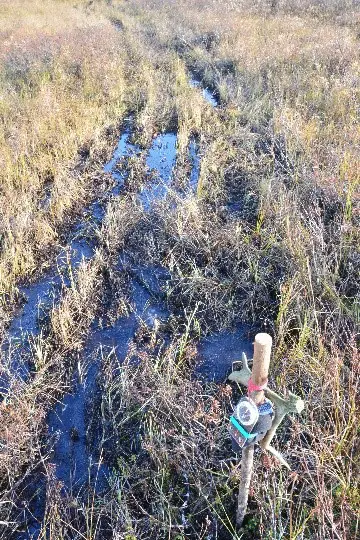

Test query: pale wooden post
[236,333,272,528]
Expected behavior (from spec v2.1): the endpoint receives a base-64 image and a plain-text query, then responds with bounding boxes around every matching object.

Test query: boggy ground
[0,0,359,539]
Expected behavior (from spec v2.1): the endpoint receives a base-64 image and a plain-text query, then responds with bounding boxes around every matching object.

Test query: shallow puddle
[47,361,109,491]
[139,133,177,210]
[46,269,170,503]
[103,130,137,193]
[189,137,201,192]
[189,76,219,107]
[0,239,96,392]
[196,326,253,381]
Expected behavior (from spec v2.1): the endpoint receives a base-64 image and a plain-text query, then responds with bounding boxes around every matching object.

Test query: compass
[235,397,259,427]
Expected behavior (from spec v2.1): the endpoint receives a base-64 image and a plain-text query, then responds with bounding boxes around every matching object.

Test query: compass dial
[236,399,259,426]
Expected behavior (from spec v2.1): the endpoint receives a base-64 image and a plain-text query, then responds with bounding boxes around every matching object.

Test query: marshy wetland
[0,1,359,538]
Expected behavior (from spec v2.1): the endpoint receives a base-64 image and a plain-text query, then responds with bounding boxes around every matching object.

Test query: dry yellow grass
[0,1,127,319]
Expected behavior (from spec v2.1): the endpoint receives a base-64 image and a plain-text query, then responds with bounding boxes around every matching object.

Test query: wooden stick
[236,445,254,526]
[251,333,272,399]
[236,332,272,528]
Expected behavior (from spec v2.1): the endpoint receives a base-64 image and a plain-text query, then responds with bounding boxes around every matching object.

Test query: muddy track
[4,79,252,538]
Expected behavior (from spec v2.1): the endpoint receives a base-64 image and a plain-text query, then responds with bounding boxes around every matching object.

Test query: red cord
[247,378,268,393]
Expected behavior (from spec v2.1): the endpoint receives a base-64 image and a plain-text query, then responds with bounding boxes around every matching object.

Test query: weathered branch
[236,445,254,526]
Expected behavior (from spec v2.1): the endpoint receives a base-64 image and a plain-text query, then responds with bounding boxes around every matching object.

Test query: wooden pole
[236,333,272,528]
[236,445,254,526]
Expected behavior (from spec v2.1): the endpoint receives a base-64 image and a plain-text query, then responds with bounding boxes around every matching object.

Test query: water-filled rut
[2,79,252,537]
[0,129,138,394]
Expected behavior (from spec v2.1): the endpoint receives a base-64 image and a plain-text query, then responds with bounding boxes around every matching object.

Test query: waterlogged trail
[15,127,180,537]
[44,132,179,500]
[2,76,216,394]
[10,78,252,538]
[0,129,137,394]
